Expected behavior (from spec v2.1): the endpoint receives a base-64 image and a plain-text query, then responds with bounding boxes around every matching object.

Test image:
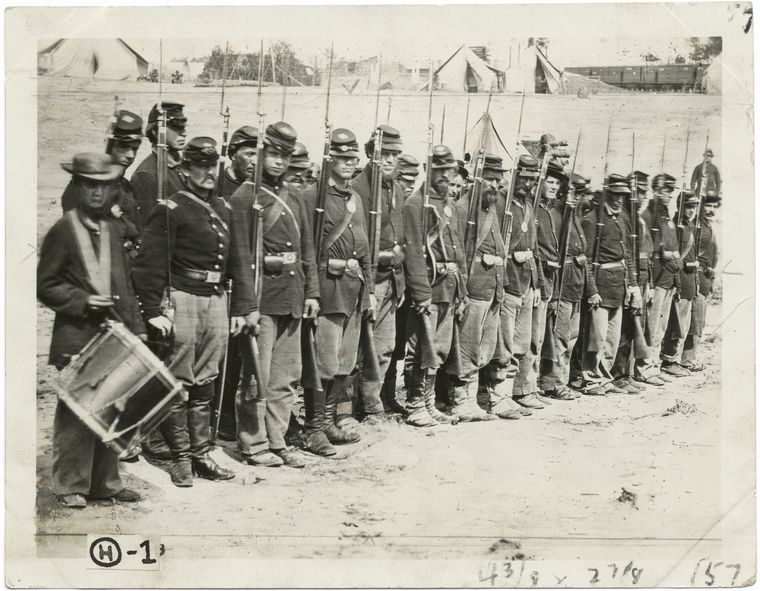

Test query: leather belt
[544,260,560,269]
[434,262,459,275]
[660,250,680,261]
[476,253,504,267]
[599,260,625,270]
[173,266,222,284]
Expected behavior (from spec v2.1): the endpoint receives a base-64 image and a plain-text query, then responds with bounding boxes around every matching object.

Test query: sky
[130,37,701,70]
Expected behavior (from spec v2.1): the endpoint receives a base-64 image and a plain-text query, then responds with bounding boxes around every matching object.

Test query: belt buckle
[283,252,297,264]
[206,271,222,283]
[347,258,360,270]
[446,262,458,273]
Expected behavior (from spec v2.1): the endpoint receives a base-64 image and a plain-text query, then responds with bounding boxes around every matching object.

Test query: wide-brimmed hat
[61,152,123,181]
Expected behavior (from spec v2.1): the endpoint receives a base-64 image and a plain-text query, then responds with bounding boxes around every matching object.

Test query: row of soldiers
[38,100,720,506]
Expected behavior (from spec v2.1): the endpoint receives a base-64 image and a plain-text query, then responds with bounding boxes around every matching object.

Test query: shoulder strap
[176,190,229,233]
[65,210,111,297]
[321,192,357,258]
[261,185,300,238]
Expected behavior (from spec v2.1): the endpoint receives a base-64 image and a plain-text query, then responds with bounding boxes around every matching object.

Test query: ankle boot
[423,375,458,424]
[485,383,521,420]
[406,381,439,427]
[169,459,193,487]
[323,377,360,445]
[192,453,235,481]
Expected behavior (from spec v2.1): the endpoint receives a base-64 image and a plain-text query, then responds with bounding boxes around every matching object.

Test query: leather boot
[323,377,360,445]
[405,382,439,427]
[303,386,336,456]
[485,383,521,420]
[192,453,235,481]
[423,375,458,424]
[462,380,496,421]
[159,398,193,487]
[187,383,215,458]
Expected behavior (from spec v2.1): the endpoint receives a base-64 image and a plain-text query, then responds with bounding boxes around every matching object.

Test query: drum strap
[66,210,111,297]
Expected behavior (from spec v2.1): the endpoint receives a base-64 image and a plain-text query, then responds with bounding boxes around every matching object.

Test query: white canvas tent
[38,39,149,80]
[502,41,564,94]
[700,57,721,95]
[421,45,503,93]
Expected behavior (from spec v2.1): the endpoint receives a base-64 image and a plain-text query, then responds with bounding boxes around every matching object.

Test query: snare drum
[53,321,183,457]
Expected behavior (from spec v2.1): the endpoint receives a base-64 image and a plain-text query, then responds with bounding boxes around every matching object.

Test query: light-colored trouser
[682,292,707,363]
[582,305,623,377]
[404,302,454,392]
[526,297,549,393]
[649,286,675,361]
[661,298,694,363]
[357,279,397,415]
[315,308,362,380]
[513,287,538,396]
[449,296,501,383]
[168,290,229,387]
[539,300,581,391]
[481,286,533,397]
[53,400,123,497]
[236,314,302,456]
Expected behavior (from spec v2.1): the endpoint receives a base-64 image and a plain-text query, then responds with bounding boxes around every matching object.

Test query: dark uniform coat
[131,151,184,230]
[696,218,718,297]
[302,181,373,315]
[494,193,541,297]
[582,205,636,308]
[455,191,505,302]
[643,202,681,289]
[691,162,721,195]
[549,206,592,304]
[220,166,245,201]
[403,185,467,305]
[227,179,319,317]
[535,200,560,299]
[37,213,145,368]
[352,165,406,295]
[676,218,699,300]
[132,187,231,320]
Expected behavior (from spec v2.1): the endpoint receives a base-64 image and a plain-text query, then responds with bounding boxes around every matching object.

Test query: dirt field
[35,78,725,563]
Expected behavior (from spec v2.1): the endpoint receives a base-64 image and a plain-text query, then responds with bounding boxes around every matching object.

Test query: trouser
[527,296,549,393]
[161,290,228,461]
[306,307,362,426]
[582,305,623,377]
[236,314,302,456]
[481,288,531,395]
[446,295,501,382]
[357,279,398,415]
[539,300,581,391]
[661,297,694,362]
[404,301,454,393]
[612,284,653,379]
[52,400,123,497]
[682,292,707,363]
[214,336,240,433]
[649,286,675,361]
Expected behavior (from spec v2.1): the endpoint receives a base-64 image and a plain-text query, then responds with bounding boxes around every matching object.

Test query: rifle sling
[321,193,358,259]
[176,190,229,233]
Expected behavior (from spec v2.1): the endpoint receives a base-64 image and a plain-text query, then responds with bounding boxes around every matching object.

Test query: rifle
[241,40,267,395]
[652,131,667,236]
[417,62,440,370]
[105,95,120,151]
[301,45,334,392]
[216,43,231,198]
[360,126,385,383]
[500,90,526,256]
[591,119,613,276]
[676,116,692,254]
[553,129,582,319]
[693,130,710,259]
[629,132,639,287]
[462,95,471,160]
[210,279,233,444]
[373,55,383,129]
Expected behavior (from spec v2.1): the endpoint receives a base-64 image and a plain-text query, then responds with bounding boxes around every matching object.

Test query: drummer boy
[37,152,146,508]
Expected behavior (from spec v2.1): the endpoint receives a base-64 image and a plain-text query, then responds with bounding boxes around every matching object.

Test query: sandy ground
[35,78,725,562]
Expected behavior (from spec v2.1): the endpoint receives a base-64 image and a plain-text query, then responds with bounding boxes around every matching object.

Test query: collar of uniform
[183,184,212,202]
[226,167,240,182]
[604,203,621,217]
[329,176,352,198]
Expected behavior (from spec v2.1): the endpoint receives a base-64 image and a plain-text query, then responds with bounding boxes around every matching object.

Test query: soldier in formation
[39,98,720,505]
